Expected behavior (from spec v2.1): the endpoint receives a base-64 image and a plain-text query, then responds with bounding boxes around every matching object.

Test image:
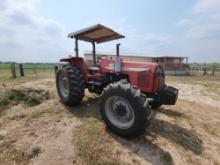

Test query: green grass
[8,90,27,101]
[0,97,9,107]
[29,147,42,158]
[189,63,220,73]
[0,69,54,86]
[0,63,55,81]
[26,96,41,106]
[0,89,50,111]
[166,75,220,83]
[162,152,173,164]
[0,63,55,69]
[0,63,10,69]
[190,62,220,68]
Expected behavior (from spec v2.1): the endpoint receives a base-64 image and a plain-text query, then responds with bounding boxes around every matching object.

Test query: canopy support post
[75,38,79,57]
[92,41,96,66]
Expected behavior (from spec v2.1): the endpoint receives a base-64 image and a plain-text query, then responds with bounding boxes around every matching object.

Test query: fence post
[54,65,58,74]
[19,64,24,77]
[203,66,207,75]
[33,66,38,78]
[10,63,16,78]
[212,65,216,76]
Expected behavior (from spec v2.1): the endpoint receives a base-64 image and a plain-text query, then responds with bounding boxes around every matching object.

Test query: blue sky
[0,0,219,63]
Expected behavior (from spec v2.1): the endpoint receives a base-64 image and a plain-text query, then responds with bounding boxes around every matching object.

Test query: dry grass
[0,138,31,165]
[26,109,49,121]
[73,118,126,165]
[0,75,220,165]
[166,75,220,83]
[69,98,128,164]
[0,88,49,112]
[149,119,203,154]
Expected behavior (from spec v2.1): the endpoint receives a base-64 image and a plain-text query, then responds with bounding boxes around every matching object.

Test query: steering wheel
[97,55,108,61]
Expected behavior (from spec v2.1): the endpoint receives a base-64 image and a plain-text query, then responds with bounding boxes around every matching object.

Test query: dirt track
[0,77,220,165]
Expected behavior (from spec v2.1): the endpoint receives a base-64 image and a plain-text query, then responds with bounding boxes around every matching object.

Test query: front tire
[100,81,151,137]
[56,65,85,106]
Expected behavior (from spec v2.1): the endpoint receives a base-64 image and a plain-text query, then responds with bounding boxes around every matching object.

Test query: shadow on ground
[149,119,203,155]
[111,133,174,165]
[64,96,203,165]
[156,108,184,118]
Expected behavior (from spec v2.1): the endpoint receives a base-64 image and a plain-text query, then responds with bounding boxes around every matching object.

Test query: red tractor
[56,24,178,137]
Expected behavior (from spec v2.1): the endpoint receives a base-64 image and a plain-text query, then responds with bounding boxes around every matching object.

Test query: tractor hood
[121,60,159,73]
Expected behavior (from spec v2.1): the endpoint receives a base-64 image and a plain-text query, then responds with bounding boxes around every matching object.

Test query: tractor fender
[59,56,88,82]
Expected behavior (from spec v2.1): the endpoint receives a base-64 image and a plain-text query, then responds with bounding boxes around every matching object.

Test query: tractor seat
[88,66,100,72]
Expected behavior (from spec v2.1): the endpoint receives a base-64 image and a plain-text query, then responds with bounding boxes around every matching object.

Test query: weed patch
[29,146,42,158]
[162,152,173,165]
[0,97,9,108]
[26,96,41,106]
[0,88,49,111]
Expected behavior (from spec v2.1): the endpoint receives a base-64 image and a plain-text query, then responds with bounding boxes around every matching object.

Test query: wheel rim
[105,96,135,129]
[59,72,69,98]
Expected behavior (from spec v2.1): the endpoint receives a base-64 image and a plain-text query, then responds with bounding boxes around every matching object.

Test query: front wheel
[100,81,151,137]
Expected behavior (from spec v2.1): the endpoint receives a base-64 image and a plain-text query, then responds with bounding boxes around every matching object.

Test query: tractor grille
[159,76,165,90]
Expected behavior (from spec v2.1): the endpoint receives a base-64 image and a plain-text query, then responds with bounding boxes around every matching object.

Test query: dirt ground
[0,76,220,165]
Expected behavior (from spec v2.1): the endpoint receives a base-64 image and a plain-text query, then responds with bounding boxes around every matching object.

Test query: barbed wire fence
[0,63,56,79]
[0,63,220,79]
[189,64,220,76]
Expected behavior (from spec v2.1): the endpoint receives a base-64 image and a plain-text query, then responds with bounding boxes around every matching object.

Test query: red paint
[60,57,162,94]
[97,59,161,93]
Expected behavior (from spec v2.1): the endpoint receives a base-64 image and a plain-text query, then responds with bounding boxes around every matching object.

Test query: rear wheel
[100,81,151,137]
[56,65,85,106]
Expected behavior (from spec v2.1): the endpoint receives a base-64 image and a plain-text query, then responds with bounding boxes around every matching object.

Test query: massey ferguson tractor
[55,24,178,137]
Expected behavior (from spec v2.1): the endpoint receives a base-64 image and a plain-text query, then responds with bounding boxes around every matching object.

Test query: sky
[0,0,220,63]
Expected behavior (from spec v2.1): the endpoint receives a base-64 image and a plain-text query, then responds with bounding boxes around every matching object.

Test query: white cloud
[177,0,220,39]
[0,0,67,62]
[176,18,195,28]
[174,0,220,62]
[194,0,220,14]
[128,32,174,53]
[81,18,175,56]
[185,22,220,39]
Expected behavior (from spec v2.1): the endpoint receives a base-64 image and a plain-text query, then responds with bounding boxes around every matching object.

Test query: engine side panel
[98,59,161,93]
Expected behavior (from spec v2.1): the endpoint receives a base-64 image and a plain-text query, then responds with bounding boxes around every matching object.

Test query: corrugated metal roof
[68,24,125,44]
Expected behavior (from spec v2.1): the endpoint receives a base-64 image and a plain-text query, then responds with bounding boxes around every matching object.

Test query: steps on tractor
[88,80,103,87]
[88,66,100,72]
[88,78,107,94]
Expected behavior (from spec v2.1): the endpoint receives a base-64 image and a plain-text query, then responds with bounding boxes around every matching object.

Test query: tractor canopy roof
[68,24,125,44]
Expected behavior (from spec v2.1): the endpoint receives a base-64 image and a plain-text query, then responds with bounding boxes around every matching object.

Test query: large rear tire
[100,81,151,137]
[56,65,85,106]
